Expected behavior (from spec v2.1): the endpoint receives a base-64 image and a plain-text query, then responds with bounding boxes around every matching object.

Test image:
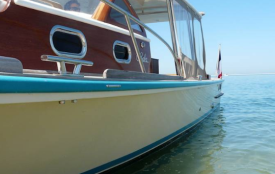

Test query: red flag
[217,46,222,79]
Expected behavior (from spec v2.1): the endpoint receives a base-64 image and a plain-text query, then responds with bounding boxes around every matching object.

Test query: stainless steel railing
[99,0,183,76]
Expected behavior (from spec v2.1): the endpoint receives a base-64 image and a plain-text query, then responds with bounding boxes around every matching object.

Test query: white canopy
[128,0,201,24]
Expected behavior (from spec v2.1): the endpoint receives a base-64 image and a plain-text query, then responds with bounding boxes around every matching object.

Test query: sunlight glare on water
[116,75,275,174]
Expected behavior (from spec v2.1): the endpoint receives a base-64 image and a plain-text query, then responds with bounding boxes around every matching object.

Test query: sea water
[115,75,275,174]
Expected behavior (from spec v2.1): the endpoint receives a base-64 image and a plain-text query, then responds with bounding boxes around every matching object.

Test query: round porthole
[50,25,87,59]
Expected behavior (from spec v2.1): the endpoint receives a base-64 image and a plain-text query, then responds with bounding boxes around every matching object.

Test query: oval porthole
[50,25,87,59]
[113,41,131,64]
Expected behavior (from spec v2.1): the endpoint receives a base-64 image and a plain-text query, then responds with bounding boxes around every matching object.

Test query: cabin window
[50,25,87,59]
[113,41,132,64]
[109,0,142,32]
[173,1,195,60]
[194,18,204,69]
[29,0,100,16]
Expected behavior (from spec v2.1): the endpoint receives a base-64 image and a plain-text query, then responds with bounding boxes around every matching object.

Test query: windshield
[31,0,100,15]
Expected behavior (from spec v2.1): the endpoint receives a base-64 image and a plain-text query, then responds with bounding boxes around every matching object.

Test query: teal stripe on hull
[0,75,223,93]
[82,105,219,174]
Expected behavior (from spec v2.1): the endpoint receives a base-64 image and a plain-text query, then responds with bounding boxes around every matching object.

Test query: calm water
[116,75,275,174]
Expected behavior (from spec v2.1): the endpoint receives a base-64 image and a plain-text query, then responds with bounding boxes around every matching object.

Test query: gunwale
[0,73,222,93]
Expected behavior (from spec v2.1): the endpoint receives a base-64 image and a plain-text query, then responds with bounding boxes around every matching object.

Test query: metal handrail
[99,0,183,77]
[37,0,63,9]
[125,15,146,73]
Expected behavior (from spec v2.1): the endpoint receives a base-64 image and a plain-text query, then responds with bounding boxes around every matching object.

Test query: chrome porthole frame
[0,0,11,13]
[50,25,87,59]
[113,40,132,64]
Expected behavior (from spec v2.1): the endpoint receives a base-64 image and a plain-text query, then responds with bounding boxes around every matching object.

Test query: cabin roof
[128,0,202,23]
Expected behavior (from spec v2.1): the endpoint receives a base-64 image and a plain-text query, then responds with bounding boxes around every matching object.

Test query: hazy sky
[147,0,275,75]
[188,0,275,74]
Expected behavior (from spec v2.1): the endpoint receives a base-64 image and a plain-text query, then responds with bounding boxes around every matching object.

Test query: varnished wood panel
[0,2,151,73]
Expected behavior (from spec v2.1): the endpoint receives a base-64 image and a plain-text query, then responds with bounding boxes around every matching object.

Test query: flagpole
[220,44,222,79]
[220,44,223,79]
[216,44,222,79]
[216,44,220,77]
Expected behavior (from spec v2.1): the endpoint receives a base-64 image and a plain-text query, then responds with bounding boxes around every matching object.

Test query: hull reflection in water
[115,107,225,174]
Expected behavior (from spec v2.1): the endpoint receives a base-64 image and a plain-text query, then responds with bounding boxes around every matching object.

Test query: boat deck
[0,69,187,82]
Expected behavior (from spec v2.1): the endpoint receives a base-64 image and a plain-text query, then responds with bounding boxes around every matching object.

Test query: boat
[0,0,223,173]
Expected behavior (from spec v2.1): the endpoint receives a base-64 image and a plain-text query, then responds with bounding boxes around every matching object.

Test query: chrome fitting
[71,99,77,103]
[59,100,65,104]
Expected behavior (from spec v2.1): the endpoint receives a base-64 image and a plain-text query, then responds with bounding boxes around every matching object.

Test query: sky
[146,0,275,75]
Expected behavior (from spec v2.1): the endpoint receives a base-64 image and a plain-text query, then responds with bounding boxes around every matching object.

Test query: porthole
[50,25,87,59]
[113,41,131,64]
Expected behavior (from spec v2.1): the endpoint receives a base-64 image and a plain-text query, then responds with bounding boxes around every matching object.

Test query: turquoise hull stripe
[82,106,218,174]
[0,75,223,93]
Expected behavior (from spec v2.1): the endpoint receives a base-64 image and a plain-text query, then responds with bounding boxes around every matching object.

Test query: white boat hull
[0,82,221,174]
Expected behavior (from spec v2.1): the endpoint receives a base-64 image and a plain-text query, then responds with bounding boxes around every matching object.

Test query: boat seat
[103,69,184,81]
[0,56,23,74]
[92,2,110,21]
